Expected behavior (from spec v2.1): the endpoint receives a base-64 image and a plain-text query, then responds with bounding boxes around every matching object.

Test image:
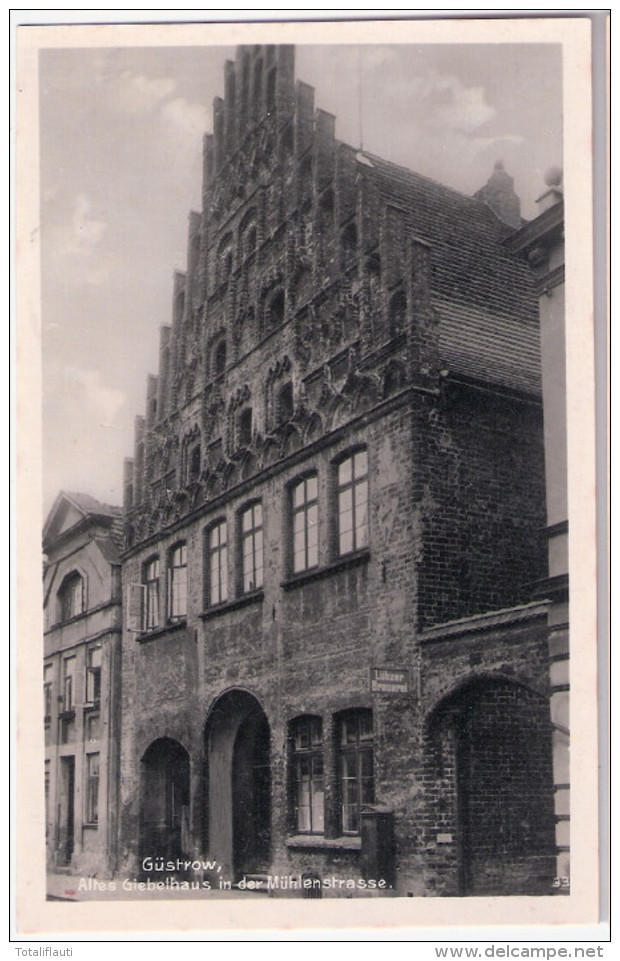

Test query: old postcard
[15,14,601,937]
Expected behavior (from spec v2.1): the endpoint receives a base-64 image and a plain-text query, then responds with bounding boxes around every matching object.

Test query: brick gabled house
[118,44,556,896]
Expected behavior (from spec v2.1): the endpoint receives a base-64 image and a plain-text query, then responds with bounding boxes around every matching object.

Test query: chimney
[474,160,522,229]
[535,166,563,213]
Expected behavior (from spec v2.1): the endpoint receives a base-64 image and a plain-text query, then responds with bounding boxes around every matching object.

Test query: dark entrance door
[232,710,271,878]
[140,738,190,866]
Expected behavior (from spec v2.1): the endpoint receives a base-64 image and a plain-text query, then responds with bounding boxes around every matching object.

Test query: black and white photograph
[15,14,600,937]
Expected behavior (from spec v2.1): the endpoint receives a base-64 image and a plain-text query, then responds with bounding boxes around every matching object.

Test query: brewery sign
[371,667,409,694]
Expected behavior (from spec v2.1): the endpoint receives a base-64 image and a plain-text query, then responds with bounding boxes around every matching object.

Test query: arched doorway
[204,689,271,879]
[426,677,556,896]
[140,738,190,865]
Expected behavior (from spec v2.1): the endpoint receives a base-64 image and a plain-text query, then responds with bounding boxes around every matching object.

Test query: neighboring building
[118,45,557,896]
[507,172,569,889]
[43,492,122,877]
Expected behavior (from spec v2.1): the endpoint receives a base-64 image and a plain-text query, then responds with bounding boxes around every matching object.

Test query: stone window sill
[282,549,370,591]
[286,835,361,851]
[200,589,264,620]
[137,619,187,643]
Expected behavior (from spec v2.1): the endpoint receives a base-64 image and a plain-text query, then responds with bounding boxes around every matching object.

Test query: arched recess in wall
[388,288,407,338]
[276,381,294,425]
[263,286,285,334]
[57,569,87,623]
[217,233,234,286]
[423,674,556,897]
[213,337,227,378]
[139,738,190,870]
[303,411,323,445]
[188,441,202,483]
[239,208,257,261]
[238,407,253,448]
[203,689,271,880]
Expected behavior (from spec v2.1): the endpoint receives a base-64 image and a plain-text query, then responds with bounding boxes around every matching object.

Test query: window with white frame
[62,656,76,714]
[168,543,188,621]
[290,716,324,834]
[86,646,102,707]
[207,520,228,606]
[85,753,100,825]
[337,709,374,835]
[337,449,369,556]
[43,663,53,722]
[241,503,263,593]
[292,475,318,574]
[143,556,160,631]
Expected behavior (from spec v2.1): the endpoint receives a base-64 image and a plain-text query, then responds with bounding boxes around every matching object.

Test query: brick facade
[117,44,556,897]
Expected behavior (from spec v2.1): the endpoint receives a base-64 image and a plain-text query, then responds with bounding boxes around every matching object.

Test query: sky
[38,40,563,515]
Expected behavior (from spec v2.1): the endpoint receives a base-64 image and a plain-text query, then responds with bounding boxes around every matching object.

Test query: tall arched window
[205,519,228,606]
[240,501,263,593]
[337,709,374,835]
[336,448,369,556]
[143,556,160,632]
[168,543,187,622]
[59,571,85,623]
[290,716,324,834]
[291,474,318,574]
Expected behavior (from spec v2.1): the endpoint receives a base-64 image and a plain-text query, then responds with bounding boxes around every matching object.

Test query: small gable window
[59,571,85,623]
